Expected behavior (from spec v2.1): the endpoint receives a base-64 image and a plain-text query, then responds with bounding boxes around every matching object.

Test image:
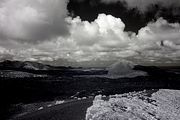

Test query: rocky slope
[86,89,180,120]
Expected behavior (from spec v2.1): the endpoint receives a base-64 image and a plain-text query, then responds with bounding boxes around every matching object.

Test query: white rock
[82,97,87,99]
[47,104,52,107]
[55,100,64,105]
[38,107,43,110]
[86,89,180,120]
[78,98,81,100]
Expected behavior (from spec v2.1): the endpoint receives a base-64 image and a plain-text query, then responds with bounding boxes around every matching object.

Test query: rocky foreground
[86,89,180,120]
[11,89,180,120]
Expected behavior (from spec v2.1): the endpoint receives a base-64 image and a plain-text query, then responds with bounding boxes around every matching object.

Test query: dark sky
[67,0,180,33]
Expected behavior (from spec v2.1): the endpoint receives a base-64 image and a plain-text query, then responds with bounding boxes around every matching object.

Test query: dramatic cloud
[65,14,136,61]
[2,13,180,66]
[138,18,180,43]
[73,0,180,12]
[0,0,69,43]
[0,0,180,66]
[65,14,180,65]
[136,18,180,63]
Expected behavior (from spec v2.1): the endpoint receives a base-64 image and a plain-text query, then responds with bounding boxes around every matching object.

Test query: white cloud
[136,18,180,63]
[0,4,180,66]
[65,15,180,64]
[138,18,180,43]
[65,14,135,61]
[0,0,69,42]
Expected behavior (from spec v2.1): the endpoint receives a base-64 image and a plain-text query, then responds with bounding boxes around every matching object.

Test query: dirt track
[13,99,93,120]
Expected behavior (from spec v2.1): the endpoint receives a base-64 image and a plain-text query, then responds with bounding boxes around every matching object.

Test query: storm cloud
[76,0,180,12]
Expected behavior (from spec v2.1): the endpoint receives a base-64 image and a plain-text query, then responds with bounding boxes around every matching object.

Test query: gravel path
[13,98,93,120]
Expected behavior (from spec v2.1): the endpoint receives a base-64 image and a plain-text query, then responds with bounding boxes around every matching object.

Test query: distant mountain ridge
[0,60,69,71]
[0,60,178,77]
[0,60,108,77]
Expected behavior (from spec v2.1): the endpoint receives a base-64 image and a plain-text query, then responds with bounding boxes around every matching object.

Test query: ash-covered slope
[108,60,147,78]
[86,89,180,120]
[0,60,54,71]
[0,60,108,77]
[107,59,178,78]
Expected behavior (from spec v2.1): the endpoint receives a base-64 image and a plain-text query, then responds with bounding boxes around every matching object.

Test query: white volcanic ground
[86,89,180,120]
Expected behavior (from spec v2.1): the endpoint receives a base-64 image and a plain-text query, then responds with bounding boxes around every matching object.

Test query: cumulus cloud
[136,18,180,63]
[0,0,69,43]
[0,13,136,63]
[68,14,132,49]
[66,14,180,64]
[65,14,136,61]
[138,18,180,43]
[0,0,180,66]
[100,0,180,12]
